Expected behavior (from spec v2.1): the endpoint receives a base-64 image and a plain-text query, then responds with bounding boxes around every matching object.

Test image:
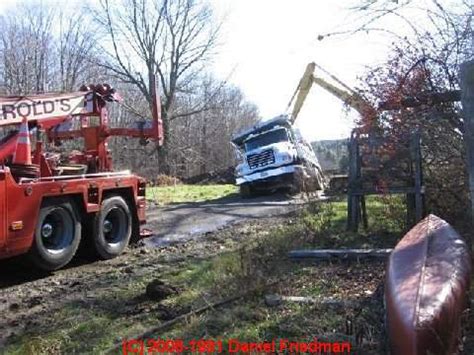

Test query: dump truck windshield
[244,128,288,151]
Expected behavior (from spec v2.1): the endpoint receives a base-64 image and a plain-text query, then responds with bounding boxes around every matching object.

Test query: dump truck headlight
[280,152,293,163]
[235,164,245,176]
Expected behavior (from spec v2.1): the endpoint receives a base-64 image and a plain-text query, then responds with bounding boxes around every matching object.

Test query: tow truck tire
[29,199,81,271]
[92,196,132,259]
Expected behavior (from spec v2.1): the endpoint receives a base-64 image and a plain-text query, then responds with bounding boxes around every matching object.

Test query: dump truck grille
[247,149,275,169]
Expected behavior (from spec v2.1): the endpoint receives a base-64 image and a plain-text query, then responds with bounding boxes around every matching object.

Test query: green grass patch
[146,184,237,204]
[298,195,406,249]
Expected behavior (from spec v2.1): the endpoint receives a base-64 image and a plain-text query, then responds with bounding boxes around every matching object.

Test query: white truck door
[0,169,5,247]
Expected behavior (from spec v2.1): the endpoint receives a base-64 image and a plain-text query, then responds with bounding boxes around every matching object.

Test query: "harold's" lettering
[0,98,73,121]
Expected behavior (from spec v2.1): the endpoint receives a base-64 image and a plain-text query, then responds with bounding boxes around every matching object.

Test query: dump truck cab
[232,115,323,196]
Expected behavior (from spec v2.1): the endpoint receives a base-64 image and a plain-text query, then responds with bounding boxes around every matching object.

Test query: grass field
[146,184,238,205]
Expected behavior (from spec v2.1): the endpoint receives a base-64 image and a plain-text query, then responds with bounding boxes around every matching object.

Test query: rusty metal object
[385,214,471,354]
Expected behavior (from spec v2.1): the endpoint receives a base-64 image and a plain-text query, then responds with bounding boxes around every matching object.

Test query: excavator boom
[312,77,370,116]
[287,62,374,124]
[287,63,316,124]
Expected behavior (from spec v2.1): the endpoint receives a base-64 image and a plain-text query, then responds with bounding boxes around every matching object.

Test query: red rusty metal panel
[385,214,471,354]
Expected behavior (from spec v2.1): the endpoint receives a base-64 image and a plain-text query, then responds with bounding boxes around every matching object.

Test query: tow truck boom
[0,77,163,174]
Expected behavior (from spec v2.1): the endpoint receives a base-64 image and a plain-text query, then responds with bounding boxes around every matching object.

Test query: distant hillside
[311,139,349,173]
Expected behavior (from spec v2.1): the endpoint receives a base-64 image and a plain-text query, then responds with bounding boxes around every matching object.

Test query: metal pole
[460,60,474,225]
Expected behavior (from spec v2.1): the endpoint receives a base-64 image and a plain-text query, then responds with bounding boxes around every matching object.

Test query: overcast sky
[0,0,420,141]
[209,0,390,141]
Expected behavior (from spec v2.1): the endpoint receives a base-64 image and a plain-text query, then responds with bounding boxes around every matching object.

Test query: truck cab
[232,115,324,196]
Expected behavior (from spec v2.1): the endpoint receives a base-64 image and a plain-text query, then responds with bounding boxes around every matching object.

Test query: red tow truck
[0,78,163,270]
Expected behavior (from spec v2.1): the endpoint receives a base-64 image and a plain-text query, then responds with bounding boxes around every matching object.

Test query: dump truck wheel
[289,171,304,194]
[314,168,324,191]
[92,196,132,259]
[239,184,253,198]
[29,199,81,271]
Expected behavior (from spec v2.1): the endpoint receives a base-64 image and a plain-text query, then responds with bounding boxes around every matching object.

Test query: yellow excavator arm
[287,62,374,124]
[287,63,316,124]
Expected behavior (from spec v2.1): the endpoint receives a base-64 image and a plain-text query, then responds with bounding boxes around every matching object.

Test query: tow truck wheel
[92,196,132,259]
[29,199,81,271]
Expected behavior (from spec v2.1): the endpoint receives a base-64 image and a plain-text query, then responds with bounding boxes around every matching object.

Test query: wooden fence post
[460,60,474,225]
[413,131,423,222]
[347,131,359,231]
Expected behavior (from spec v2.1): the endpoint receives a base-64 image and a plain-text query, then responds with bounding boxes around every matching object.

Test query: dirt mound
[184,167,235,185]
[146,279,179,301]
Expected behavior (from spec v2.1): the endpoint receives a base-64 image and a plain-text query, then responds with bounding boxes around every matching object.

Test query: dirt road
[144,192,304,246]
[0,193,303,349]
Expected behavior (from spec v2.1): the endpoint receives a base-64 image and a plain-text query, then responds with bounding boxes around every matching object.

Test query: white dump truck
[232,114,324,196]
[232,62,373,197]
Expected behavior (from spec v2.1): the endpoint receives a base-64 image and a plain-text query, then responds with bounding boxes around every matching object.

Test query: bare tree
[0,4,55,94]
[0,1,256,181]
[56,12,99,91]
[169,77,259,178]
[92,0,221,171]
[0,3,102,94]
[110,76,259,181]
